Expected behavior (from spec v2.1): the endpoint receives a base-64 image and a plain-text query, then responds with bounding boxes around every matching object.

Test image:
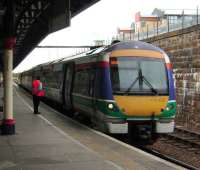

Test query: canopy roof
[0,0,100,70]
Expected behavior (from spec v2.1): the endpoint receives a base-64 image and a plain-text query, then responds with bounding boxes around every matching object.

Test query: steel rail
[142,146,199,170]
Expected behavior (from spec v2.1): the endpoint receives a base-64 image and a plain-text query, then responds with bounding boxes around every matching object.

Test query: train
[19,41,176,142]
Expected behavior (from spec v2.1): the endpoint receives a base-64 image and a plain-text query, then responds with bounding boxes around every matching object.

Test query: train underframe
[127,121,158,144]
[104,117,174,144]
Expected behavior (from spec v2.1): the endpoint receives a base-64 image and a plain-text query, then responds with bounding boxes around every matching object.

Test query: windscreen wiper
[142,76,158,95]
[125,76,139,93]
[124,68,158,95]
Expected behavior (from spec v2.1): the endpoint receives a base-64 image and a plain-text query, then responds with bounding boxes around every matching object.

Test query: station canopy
[0,0,100,70]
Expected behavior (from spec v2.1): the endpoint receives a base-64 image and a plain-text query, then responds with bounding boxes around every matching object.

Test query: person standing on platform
[32,76,44,114]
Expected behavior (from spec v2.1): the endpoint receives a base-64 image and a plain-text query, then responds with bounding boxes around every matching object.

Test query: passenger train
[19,41,176,142]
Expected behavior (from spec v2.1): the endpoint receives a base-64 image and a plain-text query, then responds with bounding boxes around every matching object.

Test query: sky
[13,0,200,73]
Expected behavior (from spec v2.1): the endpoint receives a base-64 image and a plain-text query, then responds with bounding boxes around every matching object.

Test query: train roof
[54,41,164,64]
[25,46,107,72]
[22,41,165,73]
[105,41,164,53]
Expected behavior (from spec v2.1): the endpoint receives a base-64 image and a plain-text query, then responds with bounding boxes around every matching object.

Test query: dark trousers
[33,95,40,113]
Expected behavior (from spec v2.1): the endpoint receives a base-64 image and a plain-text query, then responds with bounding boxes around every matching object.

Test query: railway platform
[0,84,185,170]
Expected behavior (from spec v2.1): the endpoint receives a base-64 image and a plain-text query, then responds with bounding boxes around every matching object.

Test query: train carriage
[19,41,176,142]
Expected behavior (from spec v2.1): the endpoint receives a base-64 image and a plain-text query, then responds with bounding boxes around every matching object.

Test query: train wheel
[62,106,74,117]
[66,110,74,117]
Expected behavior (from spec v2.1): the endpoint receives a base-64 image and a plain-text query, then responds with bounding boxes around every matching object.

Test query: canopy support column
[1,0,16,135]
[2,39,15,135]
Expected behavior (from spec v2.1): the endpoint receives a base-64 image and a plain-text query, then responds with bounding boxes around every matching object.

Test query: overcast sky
[13,0,200,73]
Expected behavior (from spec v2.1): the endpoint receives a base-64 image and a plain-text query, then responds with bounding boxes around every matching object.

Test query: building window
[168,16,178,24]
[141,21,146,27]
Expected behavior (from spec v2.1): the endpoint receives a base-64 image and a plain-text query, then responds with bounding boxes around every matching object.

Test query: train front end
[104,42,176,139]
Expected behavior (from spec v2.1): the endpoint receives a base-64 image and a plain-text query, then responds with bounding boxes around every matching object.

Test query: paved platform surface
[0,85,185,170]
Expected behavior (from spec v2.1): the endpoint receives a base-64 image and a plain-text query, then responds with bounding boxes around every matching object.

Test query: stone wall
[145,25,200,131]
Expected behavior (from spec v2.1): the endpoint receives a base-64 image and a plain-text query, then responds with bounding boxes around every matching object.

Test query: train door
[89,67,98,126]
[63,62,74,111]
[89,68,96,106]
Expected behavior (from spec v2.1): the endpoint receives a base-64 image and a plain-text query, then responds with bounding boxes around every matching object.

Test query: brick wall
[145,25,200,130]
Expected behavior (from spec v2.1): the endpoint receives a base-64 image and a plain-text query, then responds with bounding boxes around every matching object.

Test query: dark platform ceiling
[0,0,100,69]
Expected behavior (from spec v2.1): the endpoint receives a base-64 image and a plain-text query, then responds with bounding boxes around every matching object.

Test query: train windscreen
[110,57,168,95]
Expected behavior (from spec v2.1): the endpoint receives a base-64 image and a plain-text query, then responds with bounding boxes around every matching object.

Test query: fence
[116,8,200,41]
[136,8,200,40]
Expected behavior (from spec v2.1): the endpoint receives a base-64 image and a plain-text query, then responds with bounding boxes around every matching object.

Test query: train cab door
[63,62,74,112]
[89,68,98,126]
[89,68,96,105]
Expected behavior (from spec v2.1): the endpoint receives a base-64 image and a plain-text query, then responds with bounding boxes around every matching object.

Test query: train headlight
[108,103,114,110]
[165,103,175,111]
[166,107,170,111]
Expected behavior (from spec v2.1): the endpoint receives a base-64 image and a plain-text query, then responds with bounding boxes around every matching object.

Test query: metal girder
[13,0,69,68]
[16,0,50,46]
[0,0,100,70]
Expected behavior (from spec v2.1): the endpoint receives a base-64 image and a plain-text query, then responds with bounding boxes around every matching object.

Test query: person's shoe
[34,112,40,114]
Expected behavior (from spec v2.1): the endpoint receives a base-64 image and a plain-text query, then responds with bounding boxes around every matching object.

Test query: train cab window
[140,60,168,92]
[110,58,138,91]
[110,57,168,95]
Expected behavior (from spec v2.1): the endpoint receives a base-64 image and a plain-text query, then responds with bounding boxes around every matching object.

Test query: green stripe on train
[72,94,176,119]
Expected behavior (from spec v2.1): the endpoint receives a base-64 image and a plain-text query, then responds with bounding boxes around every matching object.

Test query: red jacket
[32,80,44,97]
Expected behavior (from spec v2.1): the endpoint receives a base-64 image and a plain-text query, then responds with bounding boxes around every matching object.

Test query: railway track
[142,146,199,170]
[161,127,200,153]
[111,131,200,170]
[142,127,200,169]
[108,127,200,170]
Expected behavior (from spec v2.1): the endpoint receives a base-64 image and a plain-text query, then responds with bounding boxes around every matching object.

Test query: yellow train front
[85,41,176,142]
